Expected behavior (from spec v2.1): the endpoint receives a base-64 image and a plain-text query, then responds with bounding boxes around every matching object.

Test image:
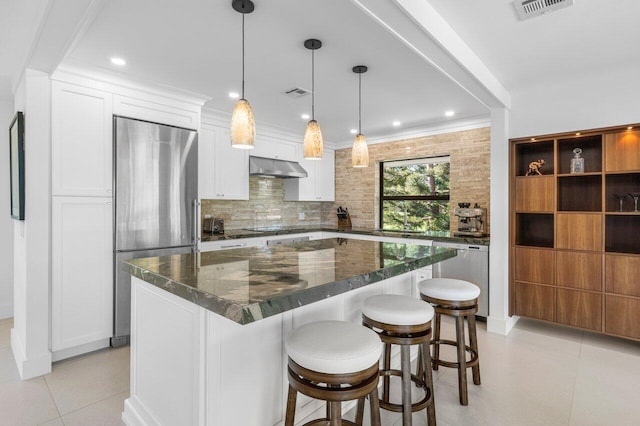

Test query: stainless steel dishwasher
[432,242,489,318]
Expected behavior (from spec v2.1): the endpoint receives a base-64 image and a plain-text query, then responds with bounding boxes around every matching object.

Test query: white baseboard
[487,315,519,336]
[11,329,52,379]
[52,338,110,362]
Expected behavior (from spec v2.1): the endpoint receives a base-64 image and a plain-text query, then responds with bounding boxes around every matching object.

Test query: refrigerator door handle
[192,198,200,253]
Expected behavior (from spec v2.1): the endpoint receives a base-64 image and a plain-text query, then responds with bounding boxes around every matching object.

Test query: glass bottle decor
[570,148,584,174]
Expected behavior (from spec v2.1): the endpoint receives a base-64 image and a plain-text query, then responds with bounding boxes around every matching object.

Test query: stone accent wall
[201,176,332,231]
[324,127,491,233]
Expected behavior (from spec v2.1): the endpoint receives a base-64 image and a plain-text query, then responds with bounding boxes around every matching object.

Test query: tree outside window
[380,156,450,232]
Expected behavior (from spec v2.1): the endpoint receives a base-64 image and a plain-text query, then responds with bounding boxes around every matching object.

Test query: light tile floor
[1,316,639,425]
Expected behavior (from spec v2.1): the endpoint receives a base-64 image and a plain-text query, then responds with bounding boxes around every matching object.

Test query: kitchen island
[121,238,455,426]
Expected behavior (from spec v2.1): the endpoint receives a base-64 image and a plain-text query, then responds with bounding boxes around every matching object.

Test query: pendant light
[352,65,369,168]
[303,39,323,160]
[230,0,255,149]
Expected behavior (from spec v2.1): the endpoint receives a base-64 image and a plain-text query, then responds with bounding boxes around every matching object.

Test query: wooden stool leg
[416,346,424,385]
[355,397,365,425]
[401,344,412,426]
[329,401,341,426]
[382,342,392,403]
[468,313,481,385]
[432,312,441,371]
[455,316,468,406]
[284,384,297,426]
[422,341,436,425]
[369,387,382,426]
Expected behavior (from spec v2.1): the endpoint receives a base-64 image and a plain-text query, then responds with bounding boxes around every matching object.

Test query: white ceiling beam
[24,0,106,76]
[349,0,511,110]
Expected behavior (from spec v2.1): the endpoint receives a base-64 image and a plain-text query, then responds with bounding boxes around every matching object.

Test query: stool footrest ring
[379,369,432,413]
[431,339,479,369]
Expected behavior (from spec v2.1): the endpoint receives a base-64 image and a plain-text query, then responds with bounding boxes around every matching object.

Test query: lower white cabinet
[199,124,249,200]
[200,237,265,252]
[51,197,113,353]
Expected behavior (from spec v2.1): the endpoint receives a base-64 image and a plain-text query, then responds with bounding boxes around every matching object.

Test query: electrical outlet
[298,212,305,220]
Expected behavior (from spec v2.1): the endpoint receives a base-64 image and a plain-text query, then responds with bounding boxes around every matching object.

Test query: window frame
[378,155,451,230]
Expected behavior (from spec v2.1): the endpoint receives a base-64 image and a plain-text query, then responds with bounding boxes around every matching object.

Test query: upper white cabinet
[52,81,113,197]
[113,94,200,130]
[51,196,113,352]
[199,124,249,200]
[284,146,335,201]
[250,136,297,162]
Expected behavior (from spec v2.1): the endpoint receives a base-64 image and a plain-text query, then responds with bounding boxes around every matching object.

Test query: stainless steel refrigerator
[112,116,198,347]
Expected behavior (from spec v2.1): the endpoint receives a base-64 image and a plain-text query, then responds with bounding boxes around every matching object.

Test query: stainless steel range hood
[249,156,308,178]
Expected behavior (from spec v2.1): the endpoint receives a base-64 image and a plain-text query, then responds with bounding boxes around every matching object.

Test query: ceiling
[2,0,638,143]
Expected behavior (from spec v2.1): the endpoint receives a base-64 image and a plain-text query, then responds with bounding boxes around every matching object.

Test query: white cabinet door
[52,81,113,197]
[317,148,335,201]
[52,197,113,351]
[199,125,249,200]
[250,137,296,161]
[284,146,335,201]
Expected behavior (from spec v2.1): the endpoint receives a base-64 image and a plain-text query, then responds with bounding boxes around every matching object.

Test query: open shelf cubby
[557,175,602,211]
[605,215,640,254]
[557,135,602,174]
[605,173,640,212]
[516,213,554,248]
[515,141,555,176]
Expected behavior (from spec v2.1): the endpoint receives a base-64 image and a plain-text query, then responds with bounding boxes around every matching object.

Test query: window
[379,156,450,231]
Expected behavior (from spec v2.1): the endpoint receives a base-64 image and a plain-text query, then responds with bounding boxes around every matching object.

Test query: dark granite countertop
[201,226,490,246]
[126,238,457,324]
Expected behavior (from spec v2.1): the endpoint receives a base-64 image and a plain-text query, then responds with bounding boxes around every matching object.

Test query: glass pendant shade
[303,119,323,160]
[351,133,369,167]
[230,98,255,149]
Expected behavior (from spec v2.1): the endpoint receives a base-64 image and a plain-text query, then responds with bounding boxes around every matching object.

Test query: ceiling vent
[514,0,574,20]
[283,87,310,98]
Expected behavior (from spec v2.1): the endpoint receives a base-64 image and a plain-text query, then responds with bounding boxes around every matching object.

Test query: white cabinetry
[52,81,113,197]
[51,197,113,353]
[250,137,296,161]
[284,146,335,201]
[199,124,249,200]
[200,237,265,252]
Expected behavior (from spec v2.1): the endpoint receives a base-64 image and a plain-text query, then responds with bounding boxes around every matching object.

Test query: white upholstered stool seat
[284,320,383,425]
[362,294,437,425]
[362,294,434,326]
[419,277,480,302]
[285,320,382,375]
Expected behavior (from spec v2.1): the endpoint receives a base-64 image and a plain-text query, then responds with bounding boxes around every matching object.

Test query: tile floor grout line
[43,373,65,420]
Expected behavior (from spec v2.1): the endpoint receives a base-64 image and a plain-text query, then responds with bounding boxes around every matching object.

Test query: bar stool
[284,320,382,426]
[419,278,481,406]
[362,294,436,426]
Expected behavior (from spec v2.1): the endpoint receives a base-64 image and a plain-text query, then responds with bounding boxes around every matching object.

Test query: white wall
[11,69,52,379]
[510,67,640,138]
[0,100,14,319]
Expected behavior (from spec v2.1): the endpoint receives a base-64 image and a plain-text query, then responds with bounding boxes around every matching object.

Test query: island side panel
[124,277,205,426]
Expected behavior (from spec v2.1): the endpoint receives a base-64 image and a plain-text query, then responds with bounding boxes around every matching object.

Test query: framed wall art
[9,111,25,220]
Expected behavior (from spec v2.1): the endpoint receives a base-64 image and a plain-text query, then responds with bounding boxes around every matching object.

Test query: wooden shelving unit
[510,126,640,341]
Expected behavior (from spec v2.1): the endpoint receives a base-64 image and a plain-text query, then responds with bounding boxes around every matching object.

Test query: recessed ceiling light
[350,129,358,134]
[228,92,240,99]
[445,110,455,117]
[301,113,310,120]
[392,121,401,127]
[110,57,126,66]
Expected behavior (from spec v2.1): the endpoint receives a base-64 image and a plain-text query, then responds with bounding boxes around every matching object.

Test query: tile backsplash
[201,176,332,232]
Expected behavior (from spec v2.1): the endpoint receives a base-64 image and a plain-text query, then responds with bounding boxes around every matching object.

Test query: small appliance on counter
[203,215,224,234]
[336,206,352,230]
[453,202,487,237]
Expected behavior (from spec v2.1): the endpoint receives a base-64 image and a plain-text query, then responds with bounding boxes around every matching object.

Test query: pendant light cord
[241,11,245,99]
[358,73,362,134]
[311,49,315,120]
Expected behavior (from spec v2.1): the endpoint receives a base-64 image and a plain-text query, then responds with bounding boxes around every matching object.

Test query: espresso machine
[453,203,487,237]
